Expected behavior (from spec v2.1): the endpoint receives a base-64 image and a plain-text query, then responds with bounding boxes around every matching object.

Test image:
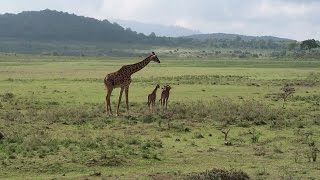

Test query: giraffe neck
[127,55,152,75]
[152,87,159,94]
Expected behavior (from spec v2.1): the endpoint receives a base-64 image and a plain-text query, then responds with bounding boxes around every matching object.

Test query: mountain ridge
[0,9,294,42]
[0,9,148,43]
[0,9,294,55]
[184,33,294,42]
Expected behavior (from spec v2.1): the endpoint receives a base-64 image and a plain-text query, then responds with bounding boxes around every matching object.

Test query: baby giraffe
[160,85,172,110]
[147,84,160,112]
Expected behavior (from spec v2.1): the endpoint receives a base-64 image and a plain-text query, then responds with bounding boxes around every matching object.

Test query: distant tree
[149,32,156,37]
[287,41,298,51]
[234,36,242,42]
[300,39,319,51]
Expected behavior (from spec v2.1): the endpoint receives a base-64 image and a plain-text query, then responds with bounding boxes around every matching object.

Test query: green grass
[0,54,320,179]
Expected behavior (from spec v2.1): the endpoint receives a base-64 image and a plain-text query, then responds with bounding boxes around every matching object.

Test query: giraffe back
[105,70,131,88]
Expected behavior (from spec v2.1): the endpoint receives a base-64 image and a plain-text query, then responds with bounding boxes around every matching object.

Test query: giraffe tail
[104,77,115,87]
[103,78,107,86]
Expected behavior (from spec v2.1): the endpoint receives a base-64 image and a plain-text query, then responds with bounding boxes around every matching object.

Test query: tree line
[0,9,319,54]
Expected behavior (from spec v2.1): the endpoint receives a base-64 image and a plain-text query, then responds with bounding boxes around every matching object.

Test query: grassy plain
[0,54,320,179]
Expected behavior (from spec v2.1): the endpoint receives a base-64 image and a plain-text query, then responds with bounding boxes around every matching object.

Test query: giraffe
[147,84,160,112]
[159,85,171,110]
[104,52,160,116]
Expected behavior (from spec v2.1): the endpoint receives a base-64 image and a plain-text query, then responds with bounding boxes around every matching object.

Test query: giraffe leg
[106,88,113,115]
[105,96,108,114]
[125,87,129,113]
[165,98,168,110]
[108,91,113,115]
[116,87,124,116]
[151,100,153,113]
[148,96,151,112]
[162,99,165,109]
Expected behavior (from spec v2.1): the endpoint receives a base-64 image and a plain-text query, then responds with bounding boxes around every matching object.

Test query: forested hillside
[0,9,151,43]
[184,33,293,49]
[0,9,313,56]
[185,33,292,42]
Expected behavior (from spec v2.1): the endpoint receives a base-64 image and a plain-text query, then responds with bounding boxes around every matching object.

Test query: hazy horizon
[0,0,319,41]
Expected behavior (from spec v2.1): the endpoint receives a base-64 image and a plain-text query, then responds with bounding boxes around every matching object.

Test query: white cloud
[174,19,192,28]
[96,0,154,20]
[255,0,309,18]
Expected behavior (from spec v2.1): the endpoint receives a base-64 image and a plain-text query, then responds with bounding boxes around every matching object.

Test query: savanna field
[0,54,320,179]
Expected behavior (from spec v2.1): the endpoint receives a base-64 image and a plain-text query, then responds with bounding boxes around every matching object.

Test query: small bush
[3,110,24,121]
[193,132,204,139]
[165,99,286,127]
[141,138,163,150]
[0,93,14,101]
[254,146,266,156]
[41,105,103,124]
[187,168,250,180]
[126,137,141,145]
[99,154,125,166]
[86,154,125,167]
[22,131,59,156]
[142,114,156,123]
[0,132,4,141]
[249,128,261,144]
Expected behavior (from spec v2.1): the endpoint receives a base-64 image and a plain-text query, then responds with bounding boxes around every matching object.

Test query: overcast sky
[0,0,319,40]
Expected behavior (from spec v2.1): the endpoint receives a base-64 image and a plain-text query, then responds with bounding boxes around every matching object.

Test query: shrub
[142,114,156,123]
[187,168,250,180]
[22,131,59,156]
[167,99,285,126]
[86,153,125,167]
[41,105,103,124]
[99,154,125,166]
[249,128,261,144]
[126,137,141,145]
[193,132,204,139]
[141,138,163,150]
[0,93,14,101]
[0,132,4,141]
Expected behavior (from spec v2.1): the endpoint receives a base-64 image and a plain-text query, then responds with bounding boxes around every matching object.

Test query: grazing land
[0,54,320,179]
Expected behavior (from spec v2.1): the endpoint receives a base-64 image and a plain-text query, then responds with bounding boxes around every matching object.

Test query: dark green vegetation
[184,33,291,49]
[0,10,148,43]
[2,10,320,58]
[300,39,320,51]
[187,168,250,180]
[0,54,320,179]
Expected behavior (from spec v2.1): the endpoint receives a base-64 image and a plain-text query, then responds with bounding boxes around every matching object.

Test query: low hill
[0,9,149,43]
[0,10,294,55]
[184,33,294,42]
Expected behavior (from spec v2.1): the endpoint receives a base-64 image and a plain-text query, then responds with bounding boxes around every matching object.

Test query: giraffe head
[150,52,160,63]
[165,85,172,91]
[162,84,171,91]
